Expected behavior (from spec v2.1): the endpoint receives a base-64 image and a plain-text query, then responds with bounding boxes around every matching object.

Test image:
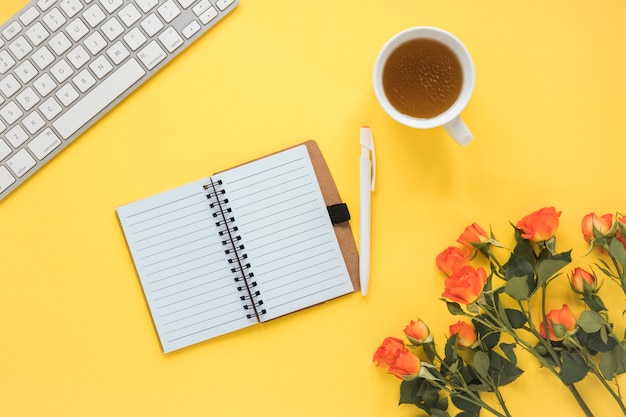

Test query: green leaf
[473,351,490,382]
[504,276,530,300]
[608,237,626,265]
[424,342,437,363]
[512,226,536,264]
[583,294,607,313]
[399,378,422,406]
[444,334,459,364]
[577,327,617,353]
[577,310,606,333]
[473,317,500,350]
[451,394,481,415]
[446,301,465,316]
[505,308,527,328]
[560,351,589,384]
[505,253,534,282]
[422,390,440,408]
[487,350,523,386]
[536,250,572,286]
[599,343,626,379]
[431,409,451,417]
[500,343,518,366]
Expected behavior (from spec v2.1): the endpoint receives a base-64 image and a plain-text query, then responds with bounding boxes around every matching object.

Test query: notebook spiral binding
[203,179,267,321]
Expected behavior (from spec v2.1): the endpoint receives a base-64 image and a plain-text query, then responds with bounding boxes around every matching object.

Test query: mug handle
[443,117,473,146]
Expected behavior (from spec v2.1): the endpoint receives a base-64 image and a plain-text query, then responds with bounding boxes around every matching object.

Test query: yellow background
[1,0,625,416]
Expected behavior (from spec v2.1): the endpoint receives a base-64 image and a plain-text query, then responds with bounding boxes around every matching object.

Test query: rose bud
[449,321,477,348]
[404,319,432,345]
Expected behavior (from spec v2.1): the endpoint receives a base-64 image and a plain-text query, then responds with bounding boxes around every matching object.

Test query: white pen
[359,126,376,296]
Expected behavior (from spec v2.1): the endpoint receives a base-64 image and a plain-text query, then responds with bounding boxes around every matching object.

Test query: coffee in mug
[373,27,475,145]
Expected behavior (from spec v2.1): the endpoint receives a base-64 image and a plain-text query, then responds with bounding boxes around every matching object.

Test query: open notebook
[117,141,359,353]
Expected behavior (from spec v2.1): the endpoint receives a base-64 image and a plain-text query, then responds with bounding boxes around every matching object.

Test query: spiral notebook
[117,141,359,353]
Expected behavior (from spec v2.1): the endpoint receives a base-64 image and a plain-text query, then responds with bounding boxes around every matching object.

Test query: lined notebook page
[215,145,354,321]
[117,144,353,353]
[117,180,257,353]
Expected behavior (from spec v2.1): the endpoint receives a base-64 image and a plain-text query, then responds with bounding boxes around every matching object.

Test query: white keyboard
[0,0,239,200]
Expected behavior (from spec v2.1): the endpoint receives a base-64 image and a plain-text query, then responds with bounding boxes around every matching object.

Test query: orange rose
[387,350,421,381]
[442,265,487,305]
[457,223,489,248]
[581,212,613,243]
[373,337,406,368]
[539,304,577,341]
[373,337,421,381]
[404,319,431,345]
[449,321,477,348]
[569,267,597,294]
[516,207,561,242]
[436,246,471,276]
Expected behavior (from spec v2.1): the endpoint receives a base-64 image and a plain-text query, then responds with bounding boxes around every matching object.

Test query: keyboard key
[177,0,196,9]
[33,73,57,96]
[50,59,73,82]
[72,69,96,92]
[22,112,46,134]
[136,0,159,13]
[118,4,142,27]
[216,0,236,11]
[199,7,218,25]
[138,41,166,70]
[66,18,89,42]
[0,139,11,161]
[49,32,72,55]
[7,148,36,177]
[158,27,183,53]
[20,7,41,26]
[0,74,22,97]
[26,22,50,46]
[53,58,146,139]
[2,21,22,41]
[15,60,39,84]
[83,4,106,27]
[6,125,29,148]
[182,21,201,38]
[192,1,211,17]
[28,128,61,160]
[37,0,58,12]
[60,0,84,18]
[32,46,55,70]
[106,41,130,65]
[158,1,181,23]
[0,50,17,74]
[0,166,16,192]
[67,45,90,68]
[9,36,33,60]
[89,56,113,79]
[141,13,164,37]
[123,27,147,51]
[102,17,125,41]
[17,87,40,111]
[84,31,107,54]
[100,0,124,14]
[0,102,24,124]
[56,83,79,106]
[39,97,62,120]
[43,8,67,32]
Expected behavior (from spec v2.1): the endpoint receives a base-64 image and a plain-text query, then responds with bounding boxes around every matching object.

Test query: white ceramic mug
[373,27,475,146]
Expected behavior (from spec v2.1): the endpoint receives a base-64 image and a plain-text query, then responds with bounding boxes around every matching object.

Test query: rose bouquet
[373,208,626,417]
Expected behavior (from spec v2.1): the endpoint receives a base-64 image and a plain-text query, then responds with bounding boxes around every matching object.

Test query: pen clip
[361,127,376,192]
[369,131,376,192]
